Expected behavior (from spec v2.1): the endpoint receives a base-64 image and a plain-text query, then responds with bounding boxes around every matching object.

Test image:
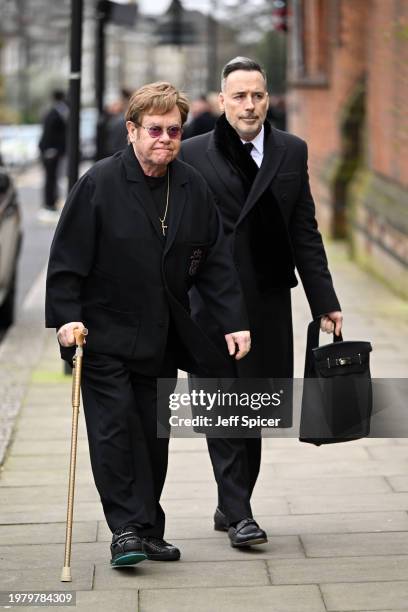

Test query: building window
[289,0,330,86]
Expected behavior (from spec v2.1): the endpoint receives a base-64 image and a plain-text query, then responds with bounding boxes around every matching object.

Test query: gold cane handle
[74,327,88,346]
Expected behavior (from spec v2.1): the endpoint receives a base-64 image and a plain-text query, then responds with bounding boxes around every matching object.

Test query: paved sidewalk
[1,244,408,611]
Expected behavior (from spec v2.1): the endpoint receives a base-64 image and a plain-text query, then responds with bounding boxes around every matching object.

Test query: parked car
[0,162,22,328]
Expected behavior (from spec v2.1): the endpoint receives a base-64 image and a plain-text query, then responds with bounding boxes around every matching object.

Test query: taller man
[180,57,343,547]
[46,82,250,567]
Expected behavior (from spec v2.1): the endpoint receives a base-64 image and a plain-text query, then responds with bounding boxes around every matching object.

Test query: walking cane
[61,327,88,582]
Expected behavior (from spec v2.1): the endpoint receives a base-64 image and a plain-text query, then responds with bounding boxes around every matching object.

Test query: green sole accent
[111,552,147,567]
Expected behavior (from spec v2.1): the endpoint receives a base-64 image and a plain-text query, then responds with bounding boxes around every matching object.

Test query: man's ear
[218,92,225,113]
[126,120,136,142]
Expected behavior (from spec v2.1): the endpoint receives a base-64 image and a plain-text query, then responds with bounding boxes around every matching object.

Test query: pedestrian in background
[180,57,343,548]
[38,90,68,223]
[102,88,132,157]
[182,94,217,139]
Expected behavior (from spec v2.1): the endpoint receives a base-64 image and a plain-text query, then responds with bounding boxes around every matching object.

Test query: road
[13,165,62,311]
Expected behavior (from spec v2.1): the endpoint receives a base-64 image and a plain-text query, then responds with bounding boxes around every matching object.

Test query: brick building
[287,0,408,297]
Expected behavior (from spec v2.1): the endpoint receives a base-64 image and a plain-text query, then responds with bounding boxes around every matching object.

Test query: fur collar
[213,113,270,193]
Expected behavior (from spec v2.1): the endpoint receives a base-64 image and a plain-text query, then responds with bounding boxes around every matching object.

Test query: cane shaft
[61,351,83,581]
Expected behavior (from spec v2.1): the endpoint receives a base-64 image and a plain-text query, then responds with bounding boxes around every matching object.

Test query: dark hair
[52,89,66,102]
[221,57,267,90]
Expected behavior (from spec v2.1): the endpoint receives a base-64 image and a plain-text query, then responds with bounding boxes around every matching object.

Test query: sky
[135,0,212,16]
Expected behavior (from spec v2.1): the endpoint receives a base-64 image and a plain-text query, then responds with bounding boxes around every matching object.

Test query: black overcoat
[180,125,341,377]
[45,145,248,375]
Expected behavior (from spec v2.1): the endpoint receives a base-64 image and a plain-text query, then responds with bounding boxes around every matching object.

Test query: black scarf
[213,113,271,196]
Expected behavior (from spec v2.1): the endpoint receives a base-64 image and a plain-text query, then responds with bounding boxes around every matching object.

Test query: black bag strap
[304,318,343,377]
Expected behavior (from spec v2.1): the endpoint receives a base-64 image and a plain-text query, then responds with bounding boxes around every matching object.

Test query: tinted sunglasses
[137,124,182,139]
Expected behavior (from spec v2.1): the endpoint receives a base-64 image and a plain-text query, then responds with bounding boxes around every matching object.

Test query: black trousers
[207,436,261,523]
[203,288,293,525]
[80,351,177,536]
[41,154,61,210]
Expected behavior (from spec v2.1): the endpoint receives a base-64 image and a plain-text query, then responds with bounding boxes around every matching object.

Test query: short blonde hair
[125,81,190,126]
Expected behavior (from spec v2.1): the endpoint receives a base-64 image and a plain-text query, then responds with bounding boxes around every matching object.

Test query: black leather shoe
[110,525,147,567]
[214,507,229,532]
[228,518,268,547]
[141,537,181,561]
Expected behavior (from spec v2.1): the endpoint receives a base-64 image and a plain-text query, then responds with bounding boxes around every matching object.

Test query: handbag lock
[326,353,362,368]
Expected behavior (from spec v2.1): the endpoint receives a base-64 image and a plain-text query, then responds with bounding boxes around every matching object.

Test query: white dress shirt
[240,125,264,168]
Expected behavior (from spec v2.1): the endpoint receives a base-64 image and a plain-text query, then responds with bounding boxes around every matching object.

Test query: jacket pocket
[276,171,300,182]
[82,304,140,358]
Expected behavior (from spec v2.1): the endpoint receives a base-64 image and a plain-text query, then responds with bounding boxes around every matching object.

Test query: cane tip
[60,566,72,582]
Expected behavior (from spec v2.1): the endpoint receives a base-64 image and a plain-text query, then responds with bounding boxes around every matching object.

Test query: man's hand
[57,322,86,347]
[224,330,251,360]
[320,311,343,337]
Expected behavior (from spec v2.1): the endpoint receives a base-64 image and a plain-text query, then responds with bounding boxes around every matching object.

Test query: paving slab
[0,469,93,487]
[5,454,92,471]
[0,522,97,546]
[387,476,408,492]
[10,429,88,441]
[367,447,408,460]
[255,476,392,496]
[288,493,408,514]
[273,460,408,478]
[139,584,326,612]
[14,417,87,432]
[93,559,269,590]
[38,590,139,612]
[261,446,370,463]
[267,556,408,584]
[0,542,108,570]
[0,485,99,505]
[0,563,93,591]
[0,501,104,524]
[321,581,408,611]
[301,532,408,558]
[8,439,89,456]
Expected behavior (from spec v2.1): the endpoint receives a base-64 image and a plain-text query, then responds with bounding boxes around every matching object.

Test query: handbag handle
[304,318,343,377]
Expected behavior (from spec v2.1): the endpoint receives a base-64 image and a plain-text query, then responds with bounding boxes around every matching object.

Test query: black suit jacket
[180,125,341,377]
[45,145,248,375]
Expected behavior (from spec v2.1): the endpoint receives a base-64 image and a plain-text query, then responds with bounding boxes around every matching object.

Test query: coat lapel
[237,128,286,224]
[164,159,188,254]
[121,145,164,242]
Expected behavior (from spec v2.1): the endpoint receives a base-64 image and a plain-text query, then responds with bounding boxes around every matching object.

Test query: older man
[180,58,342,548]
[46,82,250,567]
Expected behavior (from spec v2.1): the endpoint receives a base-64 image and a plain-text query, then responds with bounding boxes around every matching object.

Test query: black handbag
[299,319,373,446]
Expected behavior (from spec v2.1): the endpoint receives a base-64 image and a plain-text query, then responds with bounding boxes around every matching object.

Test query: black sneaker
[228,518,268,548]
[110,525,147,567]
[141,536,181,561]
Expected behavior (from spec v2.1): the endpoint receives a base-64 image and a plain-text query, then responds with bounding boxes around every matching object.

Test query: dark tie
[243,142,254,156]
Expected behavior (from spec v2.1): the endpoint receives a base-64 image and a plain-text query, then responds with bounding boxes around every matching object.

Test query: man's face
[127,106,182,172]
[219,70,269,141]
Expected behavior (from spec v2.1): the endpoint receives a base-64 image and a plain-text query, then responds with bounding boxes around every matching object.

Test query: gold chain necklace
[159,169,170,236]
